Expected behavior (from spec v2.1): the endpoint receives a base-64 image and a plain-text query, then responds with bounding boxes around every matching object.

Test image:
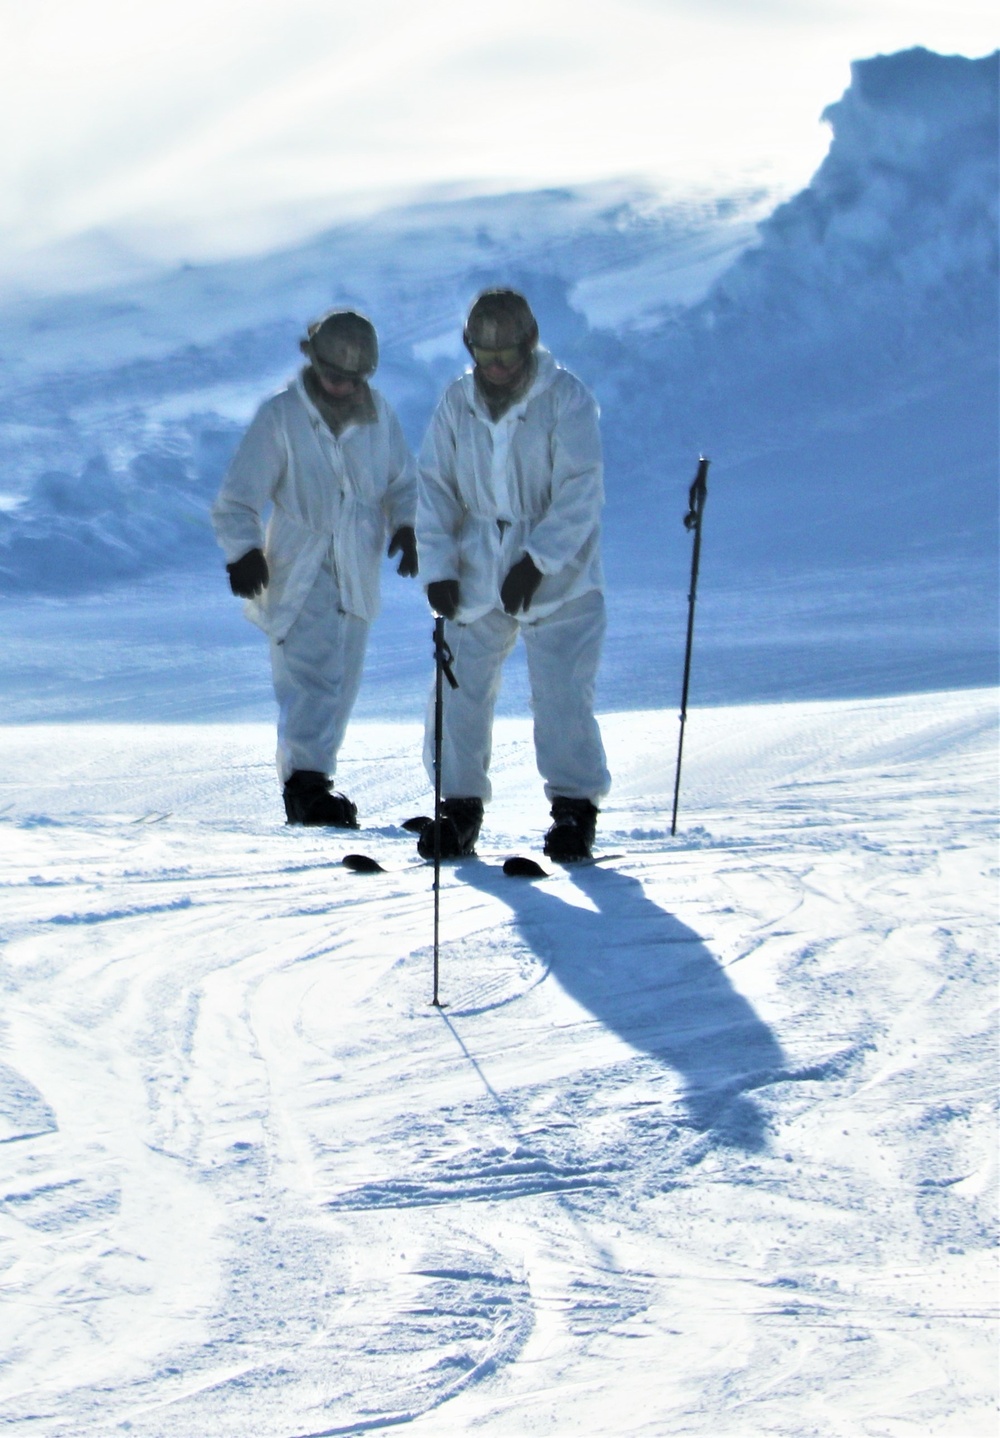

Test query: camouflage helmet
[300,309,378,379]
[463,289,538,358]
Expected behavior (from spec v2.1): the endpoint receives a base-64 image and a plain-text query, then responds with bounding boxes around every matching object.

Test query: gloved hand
[500,553,542,614]
[226,547,269,598]
[426,579,460,621]
[387,526,418,577]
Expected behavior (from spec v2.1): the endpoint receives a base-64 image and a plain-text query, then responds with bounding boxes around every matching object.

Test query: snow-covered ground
[0,41,996,1437]
[1,689,996,1436]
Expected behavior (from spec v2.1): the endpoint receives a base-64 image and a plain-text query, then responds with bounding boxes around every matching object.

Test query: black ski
[341,850,621,879]
[341,851,547,878]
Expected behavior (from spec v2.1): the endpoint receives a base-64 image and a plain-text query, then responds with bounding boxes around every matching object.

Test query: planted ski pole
[671,456,710,836]
[430,614,459,1006]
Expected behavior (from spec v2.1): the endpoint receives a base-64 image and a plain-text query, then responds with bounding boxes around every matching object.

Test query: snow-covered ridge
[0,50,994,587]
[0,48,995,703]
[607,48,998,566]
[720,47,998,315]
[0,182,767,590]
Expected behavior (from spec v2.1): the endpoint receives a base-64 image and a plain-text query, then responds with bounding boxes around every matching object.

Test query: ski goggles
[470,344,523,368]
[315,367,365,389]
[308,345,374,384]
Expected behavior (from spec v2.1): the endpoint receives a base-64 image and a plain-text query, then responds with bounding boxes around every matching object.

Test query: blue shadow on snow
[456,860,786,1153]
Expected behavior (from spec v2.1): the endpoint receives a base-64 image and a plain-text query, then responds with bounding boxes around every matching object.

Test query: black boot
[283,770,359,828]
[417,796,483,859]
[543,796,598,862]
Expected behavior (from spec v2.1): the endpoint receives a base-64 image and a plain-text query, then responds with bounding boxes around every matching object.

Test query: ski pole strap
[434,628,459,690]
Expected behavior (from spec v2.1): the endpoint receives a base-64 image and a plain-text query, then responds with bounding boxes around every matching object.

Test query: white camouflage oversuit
[213,373,415,783]
[418,347,611,805]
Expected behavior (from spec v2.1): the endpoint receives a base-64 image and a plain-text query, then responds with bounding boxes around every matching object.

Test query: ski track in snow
[0,691,996,1436]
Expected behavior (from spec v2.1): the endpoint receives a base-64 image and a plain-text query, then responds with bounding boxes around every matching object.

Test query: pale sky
[1,0,996,281]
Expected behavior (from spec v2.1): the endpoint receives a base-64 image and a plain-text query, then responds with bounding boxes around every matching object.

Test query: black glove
[500,553,543,614]
[426,579,460,621]
[387,525,418,577]
[226,547,269,598]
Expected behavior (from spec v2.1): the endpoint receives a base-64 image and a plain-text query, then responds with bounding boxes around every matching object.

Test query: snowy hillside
[0,182,767,587]
[0,48,995,711]
[0,690,996,1434]
[611,48,999,569]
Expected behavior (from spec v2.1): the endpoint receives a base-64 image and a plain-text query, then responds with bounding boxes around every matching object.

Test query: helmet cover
[463,289,539,356]
[301,309,379,378]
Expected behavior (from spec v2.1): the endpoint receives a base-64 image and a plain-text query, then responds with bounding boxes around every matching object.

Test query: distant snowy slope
[0,184,765,592]
[0,48,995,704]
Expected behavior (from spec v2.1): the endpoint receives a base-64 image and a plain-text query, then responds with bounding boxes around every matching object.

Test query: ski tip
[401,815,432,834]
[342,853,386,874]
[502,856,549,880]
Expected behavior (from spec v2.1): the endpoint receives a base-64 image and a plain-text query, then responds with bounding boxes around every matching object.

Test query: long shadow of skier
[456,860,786,1152]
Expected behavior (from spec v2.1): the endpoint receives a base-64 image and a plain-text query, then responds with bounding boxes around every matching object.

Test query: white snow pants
[423,589,611,805]
[269,563,369,784]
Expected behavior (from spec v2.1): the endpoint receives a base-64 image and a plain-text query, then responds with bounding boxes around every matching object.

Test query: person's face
[471,344,526,389]
[316,368,361,399]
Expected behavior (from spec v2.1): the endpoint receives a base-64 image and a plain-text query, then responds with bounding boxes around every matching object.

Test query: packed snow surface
[1,689,996,1436]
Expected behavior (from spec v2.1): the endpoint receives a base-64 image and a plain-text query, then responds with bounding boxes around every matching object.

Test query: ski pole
[671,456,710,836]
[431,614,458,1007]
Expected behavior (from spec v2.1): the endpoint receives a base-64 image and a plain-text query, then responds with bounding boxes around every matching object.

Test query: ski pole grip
[433,621,459,689]
[683,456,710,530]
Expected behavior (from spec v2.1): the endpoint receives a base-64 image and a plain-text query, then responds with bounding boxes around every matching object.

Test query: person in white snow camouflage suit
[416,289,610,862]
[212,310,418,827]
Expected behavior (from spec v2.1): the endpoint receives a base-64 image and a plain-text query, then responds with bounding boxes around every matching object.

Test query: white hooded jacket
[417,350,604,624]
[212,375,415,641]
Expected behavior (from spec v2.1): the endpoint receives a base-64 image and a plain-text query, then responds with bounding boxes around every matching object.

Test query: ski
[501,855,548,879]
[341,852,426,875]
[497,852,625,876]
[341,851,547,878]
[341,850,623,879]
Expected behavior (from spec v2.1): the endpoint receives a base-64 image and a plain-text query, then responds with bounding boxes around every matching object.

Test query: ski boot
[416,796,483,860]
[543,796,598,862]
[283,770,359,828]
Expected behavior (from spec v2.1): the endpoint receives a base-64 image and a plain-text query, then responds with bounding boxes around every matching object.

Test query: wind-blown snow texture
[0,48,996,717]
[0,692,996,1434]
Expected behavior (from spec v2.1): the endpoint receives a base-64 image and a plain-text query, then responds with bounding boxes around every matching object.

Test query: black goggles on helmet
[470,344,523,368]
[307,345,373,384]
